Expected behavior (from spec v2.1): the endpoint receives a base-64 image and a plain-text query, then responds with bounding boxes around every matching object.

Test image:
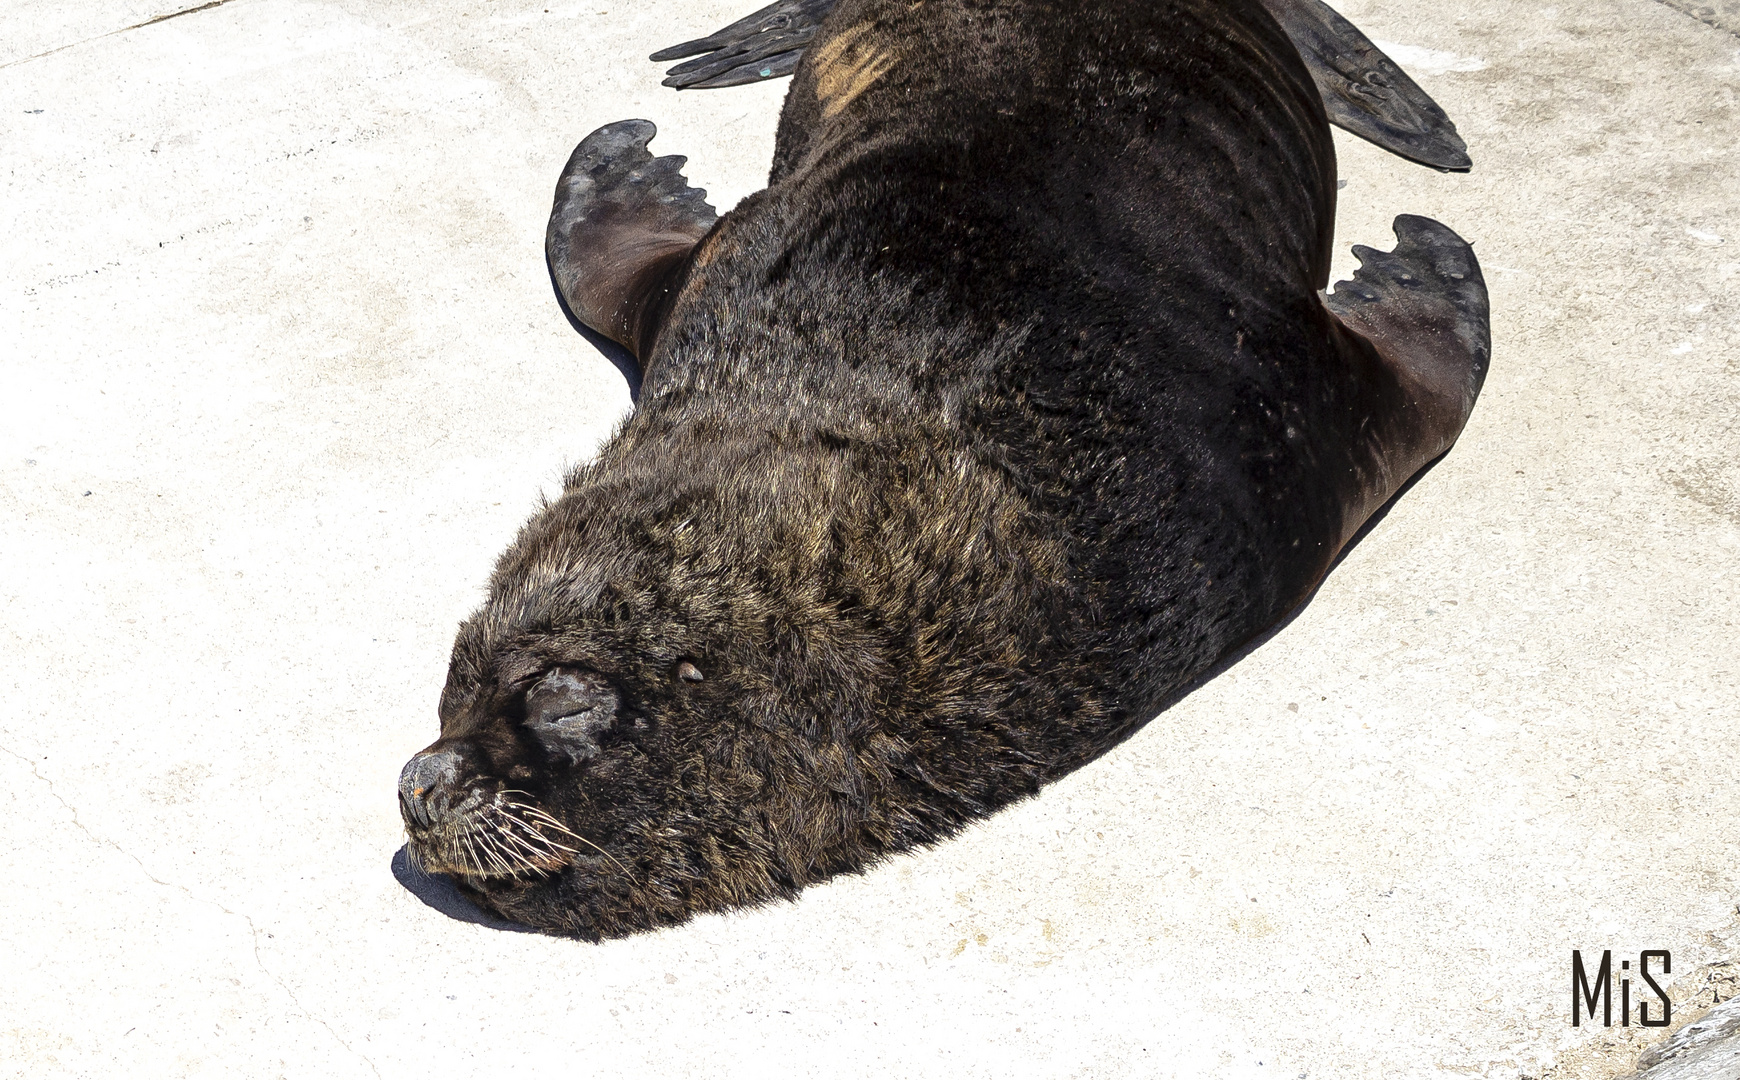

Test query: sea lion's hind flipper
[1261,0,1471,171]
[651,0,837,89]
[546,120,718,363]
[1327,215,1490,470]
[655,0,1473,171]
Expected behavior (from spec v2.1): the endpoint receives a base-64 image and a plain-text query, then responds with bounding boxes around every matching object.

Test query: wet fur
[420,0,1464,937]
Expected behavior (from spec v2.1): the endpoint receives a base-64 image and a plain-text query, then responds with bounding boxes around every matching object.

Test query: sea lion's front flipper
[651,0,837,89]
[1262,0,1471,171]
[1325,215,1490,537]
[546,120,718,363]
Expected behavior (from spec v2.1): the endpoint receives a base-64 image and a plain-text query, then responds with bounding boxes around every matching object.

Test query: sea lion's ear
[523,669,619,762]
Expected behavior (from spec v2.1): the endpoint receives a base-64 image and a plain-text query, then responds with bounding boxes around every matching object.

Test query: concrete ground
[2,0,1737,1077]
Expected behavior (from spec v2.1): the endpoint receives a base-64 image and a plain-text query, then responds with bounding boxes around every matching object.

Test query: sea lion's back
[774,0,1335,286]
[647,0,1337,405]
[642,0,1351,699]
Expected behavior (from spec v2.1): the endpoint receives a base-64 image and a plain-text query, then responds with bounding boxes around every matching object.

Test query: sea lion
[399,0,1489,939]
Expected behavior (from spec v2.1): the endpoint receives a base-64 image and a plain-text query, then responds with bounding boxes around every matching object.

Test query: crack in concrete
[0,0,252,71]
[1653,0,1740,36]
[0,744,382,1079]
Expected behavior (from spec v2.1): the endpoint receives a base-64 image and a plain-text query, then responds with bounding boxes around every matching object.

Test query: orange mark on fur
[690,230,723,270]
[812,23,896,119]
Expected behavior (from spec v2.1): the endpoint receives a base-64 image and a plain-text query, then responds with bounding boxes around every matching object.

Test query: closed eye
[523,668,619,761]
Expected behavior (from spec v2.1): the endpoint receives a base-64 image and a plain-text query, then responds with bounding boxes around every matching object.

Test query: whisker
[484,832,522,877]
[500,815,578,856]
[475,832,506,874]
[510,803,584,839]
[472,835,503,877]
[562,831,627,872]
[473,834,508,876]
[460,834,485,877]
[503,800,626,872]
[470,805,584,878]
[495,827,552,862]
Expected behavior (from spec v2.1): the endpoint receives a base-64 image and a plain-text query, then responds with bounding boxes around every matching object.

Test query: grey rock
[1656,0,1740,35]
[1633,996,1740,1080]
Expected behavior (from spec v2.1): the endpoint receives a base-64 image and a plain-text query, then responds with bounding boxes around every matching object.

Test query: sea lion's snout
[398,732,605,885]
[398,748,463,829]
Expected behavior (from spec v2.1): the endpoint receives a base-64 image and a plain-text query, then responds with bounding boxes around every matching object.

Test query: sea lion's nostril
[398,749,462,828]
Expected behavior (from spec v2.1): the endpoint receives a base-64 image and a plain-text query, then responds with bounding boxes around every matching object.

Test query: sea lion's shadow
[390,846,539,933]
[1152,454,1446,716]
[549,254,643,403]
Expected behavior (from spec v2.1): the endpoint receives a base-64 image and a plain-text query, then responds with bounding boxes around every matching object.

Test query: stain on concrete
[1655,0,1740,35]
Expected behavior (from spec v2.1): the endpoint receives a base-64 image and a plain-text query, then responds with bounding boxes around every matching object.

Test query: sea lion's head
[397,425,1084,939]
[396,452,836,939]
[397,601,749,939]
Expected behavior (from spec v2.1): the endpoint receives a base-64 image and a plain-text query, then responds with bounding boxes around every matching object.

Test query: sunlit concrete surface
[2,0,1737,1077]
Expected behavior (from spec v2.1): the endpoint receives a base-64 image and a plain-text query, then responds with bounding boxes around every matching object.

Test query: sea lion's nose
[398,749,461,828]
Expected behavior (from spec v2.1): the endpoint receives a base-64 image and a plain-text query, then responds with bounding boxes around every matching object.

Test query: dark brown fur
[399,0,1486,938]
